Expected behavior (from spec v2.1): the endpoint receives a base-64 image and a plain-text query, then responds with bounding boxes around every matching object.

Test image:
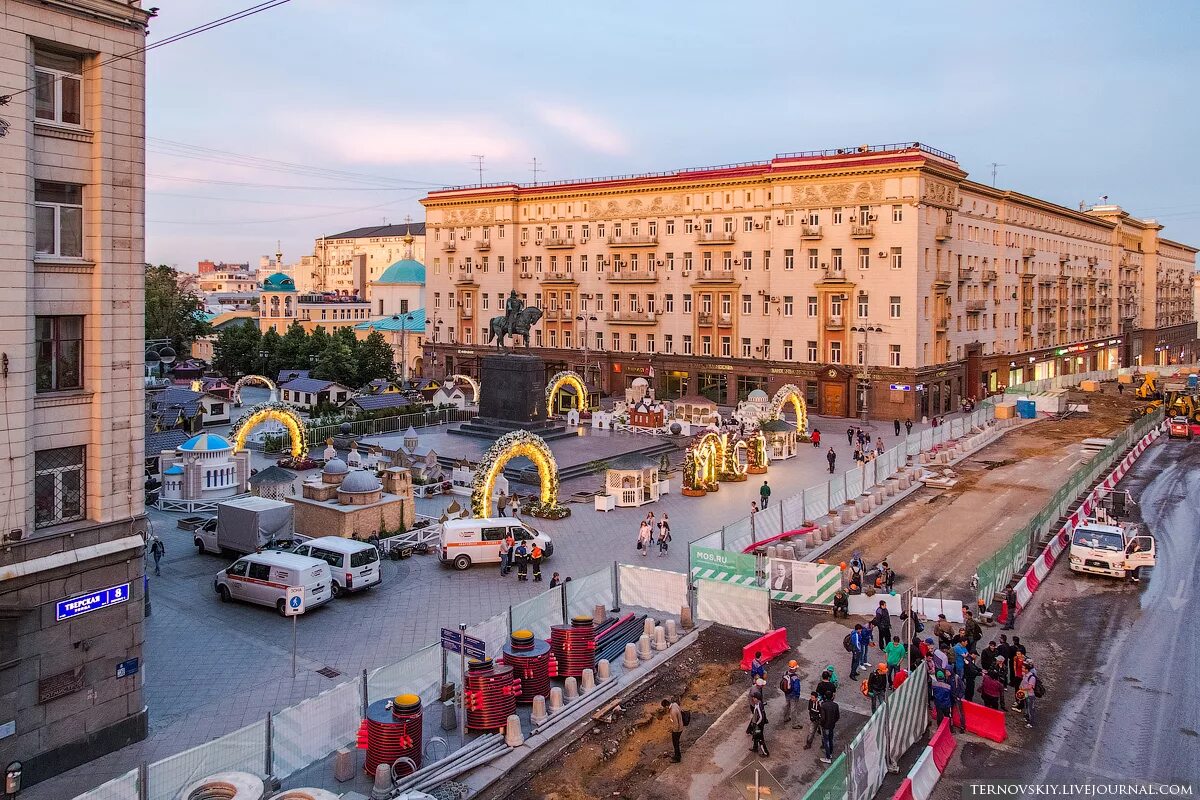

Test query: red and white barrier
[894,719,957,800]
[1013,425,1162,610]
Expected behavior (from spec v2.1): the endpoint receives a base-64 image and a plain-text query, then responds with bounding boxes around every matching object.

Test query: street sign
[115,658,139,679]
[285,587,305,616]
[56,583,130,621]
[440,627,486,660]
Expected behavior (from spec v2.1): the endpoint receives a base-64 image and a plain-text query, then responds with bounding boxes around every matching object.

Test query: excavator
[1133,372,1160,400]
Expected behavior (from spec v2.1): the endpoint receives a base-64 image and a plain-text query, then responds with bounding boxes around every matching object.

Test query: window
[890,296,901,318]
[611,293,620,313]
[498,256,506,273]
[666,219,675,235]
[723,218,734,234]
[598,223,606,238]
[683,335,693,355]
[784,249,794,270]
[595,331,603,350]
[665,334,674,354]
[858,247,870,270]
[722,251,732,270]
[762,250,771,271]
[892,204,903,223]
[720,294,732,316]
[761,339,770,359]
[807,340,818,362]
[807,296,817,317]
[741,337,752,357]
[648,220,657,236]
[665,252,674,270]
[742,251,752,271]
[783,339,794,360]
[743,216,753,232]
[830,341,842,364]
[34,446,85,528]
[684,252,693,271]
[685,219,695,234]
[702,336,712,356]
[683,294,692,314]
[762,296,770,316]
[521,227,529,241]
[720,336,731,357]
[611,332,620,351]
[665,294,674,313]
[704,218,713,234]
[628,333,637,351]
[742,295,752,314]
[703,252,712,271]
[534,256,542,273]
[831,248,843,271]
[35,316,83,392]
[808,249,819,270]
[579,255,587,272]
[891,247,903,270]
[784,211,794,227]
[857,294,869,318]
[35,182,83,258]
[701,294,712,314]
[832,207,843,225]
[646,333,655,352]
[890,344,901,367]
[581,224,590,241]
[783,296,794,317]
[34,49,83,126]
[807,211,819,226]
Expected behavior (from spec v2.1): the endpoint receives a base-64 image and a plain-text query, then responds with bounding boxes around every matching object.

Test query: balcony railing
[697,312,713,326]
[934,315,950,332]
[474,240,491,251]
[544,237,575,249]
[935,225,953,241]
[981,269,997,282]
[607,234,658,247]
[1038,323,1055,334]
[460,309,473,319]
[823,268,847,282]
[826,315,844,330]
[542,271,577,283]
[693,269,738,283]
[605,268,659,283]
[965,299,986,313]
[800,225,823,239]
[717,313,733,327]
[957,265,974,280]
[442,241,457,252]
[695,231,736,244]
[606,311,657,324]
[934,270,951,285]
[850,224,875,239]
[1022,247,1036,258]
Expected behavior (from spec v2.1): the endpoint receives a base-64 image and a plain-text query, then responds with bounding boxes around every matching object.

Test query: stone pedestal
[450,353,574,441]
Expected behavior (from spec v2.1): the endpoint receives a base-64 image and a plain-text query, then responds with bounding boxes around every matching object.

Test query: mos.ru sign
[689,545,757,582]
[55,583,130,622]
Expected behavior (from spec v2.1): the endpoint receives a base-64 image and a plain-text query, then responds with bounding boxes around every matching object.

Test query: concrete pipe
[637,634,653,661]
[597,658,613,682]
[531,695,549,725]
[268,790,340,800]
[549,686,565,712]
[872,490,884,506]
[653,625,667,651]
[505,714,525,747]
[623,642,639,669]
[643,617,657,637]
[183,772,265,800]
[564,676,579,700]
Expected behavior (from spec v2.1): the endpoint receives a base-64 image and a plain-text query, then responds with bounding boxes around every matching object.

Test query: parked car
[292,536,381,596]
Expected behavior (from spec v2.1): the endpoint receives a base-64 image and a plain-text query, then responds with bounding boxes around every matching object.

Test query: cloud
[534,105,630,156]
[307,113,524,165]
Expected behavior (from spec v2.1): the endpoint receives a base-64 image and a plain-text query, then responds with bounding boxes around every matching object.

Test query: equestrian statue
[487,290,544,350]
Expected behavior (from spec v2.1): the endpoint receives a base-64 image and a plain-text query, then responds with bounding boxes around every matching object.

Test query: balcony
[453,272,478,285]
[1021,325,1033,335]
[965,299,986,313]
[800,225,823,239]
[981,269,997,282]
[933,270,951,286]
[460,309,473,320]
[1022,247,1036,258]
[850,224,875,239]
[542,271,577,284]
[1059,253,1070,264]
[717,313,733,327]
[935,225,953,242]
[474,240,491,251]
[607,234,658,247]
[605,268,659,283]
[957,265,974,280]
[934,315,950,332]
[695,231,735,245]
[826,315,845,331]
[606,311,657,325]
[1038,323,1055,335]
[697,312,712,326]
[544,237,576,249]
[692,269,738,284]
[442,241,457,252]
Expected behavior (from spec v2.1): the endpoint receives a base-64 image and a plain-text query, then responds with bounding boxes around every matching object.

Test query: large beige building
[288,222,426,295]
[421,143,1196,418]
[0,0,151,786]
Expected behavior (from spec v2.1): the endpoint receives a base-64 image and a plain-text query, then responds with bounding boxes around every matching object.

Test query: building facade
[0,0,152,785]
[285,223,427,295]
[258,272,373,334]
[421,143,1197,418]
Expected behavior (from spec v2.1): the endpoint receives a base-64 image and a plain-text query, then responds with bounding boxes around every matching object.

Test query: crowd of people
[636,511,672,557]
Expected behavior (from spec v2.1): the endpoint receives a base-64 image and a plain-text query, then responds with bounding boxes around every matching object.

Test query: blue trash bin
[1016,399,1037,419]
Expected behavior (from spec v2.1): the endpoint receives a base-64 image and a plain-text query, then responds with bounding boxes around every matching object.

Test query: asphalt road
[939,436,1200,792]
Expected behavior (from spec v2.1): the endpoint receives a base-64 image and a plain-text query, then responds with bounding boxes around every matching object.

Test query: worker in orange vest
[530,543,544,582]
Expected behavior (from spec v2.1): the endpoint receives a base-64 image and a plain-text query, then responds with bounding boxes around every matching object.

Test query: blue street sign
[116,658,139,678]
[440,627,487,660]
[56,583,130,621]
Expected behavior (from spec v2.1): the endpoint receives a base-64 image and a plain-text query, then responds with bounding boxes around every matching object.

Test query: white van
[292,537,381,596]
[1068,521,1156,579]
[214,551,332,615]
[439,517,554,570]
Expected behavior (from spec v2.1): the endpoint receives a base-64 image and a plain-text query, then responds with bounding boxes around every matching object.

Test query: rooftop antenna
[990,162,1005,187]
[530,156,541,186]
[471,154,486,186]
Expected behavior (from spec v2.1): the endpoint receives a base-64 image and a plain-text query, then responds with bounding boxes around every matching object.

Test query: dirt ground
[501,625,752,800]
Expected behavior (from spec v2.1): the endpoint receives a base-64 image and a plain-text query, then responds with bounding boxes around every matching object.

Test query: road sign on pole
[440,627,486,660]
[286,588,304,679]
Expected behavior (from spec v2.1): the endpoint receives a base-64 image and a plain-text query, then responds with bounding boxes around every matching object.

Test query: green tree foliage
[212,323,262,378]
[145,264,209,353]
[356,331,398,385]
[211,322,397,387]
[311,339,357,386]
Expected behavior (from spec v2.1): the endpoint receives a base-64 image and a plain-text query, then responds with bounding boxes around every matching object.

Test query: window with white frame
[665,294,674,313]
[832,207,843,224]
[783,296,794,317]
[683,294,692,313]
[783,339,793,360]
[683,335,693,355]
[891,247,903,270]
[35,181,83,258]
[807,340,818,362]
[857,294,869,318]
[720,336,731,357]
[741,337,751,358]
[611,332,620,351]
[831,248,843,271]
[666,219,675,235]
[858,247,870,270]
[743,216,753,232]
[702,335,712,356]
[892,204,903,223]
[665,334,674,353]
[742,294,752,315]
[807,296,817,317]
[742,251,752,271]
[890,344,901,367]
[808,249,819,270]
[890,296,901,318]
[34,49,83,127]
[784,249,794,270]
[35,445,85,528]
[830,341,842,364]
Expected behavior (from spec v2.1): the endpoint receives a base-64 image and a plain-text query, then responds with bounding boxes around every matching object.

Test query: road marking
[909,542,940,565]
[1168,579,1186,611]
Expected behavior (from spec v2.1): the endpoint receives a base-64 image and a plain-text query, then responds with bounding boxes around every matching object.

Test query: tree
[258,328,283,378]
[311,339,356,386]
[302,326,330,369]
[212,323,261,378]
[356,331,397,385]
[275,322,308,372]
[145,264,209,353]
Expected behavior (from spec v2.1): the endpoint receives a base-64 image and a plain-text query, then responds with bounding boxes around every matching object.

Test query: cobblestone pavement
[27,408,950,799]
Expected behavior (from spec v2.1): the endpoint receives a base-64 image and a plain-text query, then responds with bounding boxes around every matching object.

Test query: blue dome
[262,272,296,291]
[179,433,233,452]
[376,259,425,285]
[163,464,184,475]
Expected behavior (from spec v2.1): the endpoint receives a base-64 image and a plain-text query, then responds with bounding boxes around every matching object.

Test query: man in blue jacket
[931,670,953,727]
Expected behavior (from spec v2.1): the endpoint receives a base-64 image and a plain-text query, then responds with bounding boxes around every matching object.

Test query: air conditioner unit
[520,241,526,246]
[535,240,543,246]
[776,218,785,224]
[770,296,780,303]
[755,223,763,229]
[682,270,691,277]
[656,260,664,266]
[867,214,878,222]
[733,260,741,265]
[878,251,886,258]
[849,215,857,223]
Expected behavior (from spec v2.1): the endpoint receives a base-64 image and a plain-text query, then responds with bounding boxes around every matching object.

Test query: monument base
[449,352,571,441]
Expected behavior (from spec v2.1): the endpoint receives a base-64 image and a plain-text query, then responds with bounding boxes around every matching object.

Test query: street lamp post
[576,312,598,390]
[393,312,415,385]
[850,324,882,425]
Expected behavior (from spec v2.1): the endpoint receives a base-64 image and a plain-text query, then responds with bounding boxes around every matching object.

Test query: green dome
[262,272,296,291]
[376,259,425,285]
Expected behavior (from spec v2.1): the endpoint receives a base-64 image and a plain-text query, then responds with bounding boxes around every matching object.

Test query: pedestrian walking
[663,699,685,762]
[514,541,529,581]
[931,670,953,726]
[804,690,822,749]
[827,447,837,474]
[149,535,165,576]
[509,494,520,518]
[894,418,901,436]
[980,669,1003,710]
[816,669,837,702]
[818,696,840,763]
[884,636,906,685]
[881,561,895,593]
[657,522,670,556]
[781,661,803,725]
[549,572,562,588]
[950,670,967,733]
[905,418,913,435]
[964,610,983,653]
[846,427,855,446]
[953,636,969,677]
[749,694,769,757]
[496,490,508,517]
[1118,382,1125,395]
[749,651,766,681]
[637,520,652,557]
[873,600,892,648]
[812,428,821,448]
[530,542,544,582]
[980,640,998,673]
[660,513,671,539]
[867,664,888,712]
[498,536,512,576]
[1003,585,1018,629]
[963,653,981,703]
[1019,661,1039,728]
[759,480,772,509]
[750,501,758,520]
[848,624,868,678]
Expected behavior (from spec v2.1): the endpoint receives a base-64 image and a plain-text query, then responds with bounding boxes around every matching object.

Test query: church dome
[631,377,649,388]
[376,259,426,285]
[338,470,381,494]
[178,433,232,452]
[747,389,769,403]
[262,272,296,291]
[323,457,349,476]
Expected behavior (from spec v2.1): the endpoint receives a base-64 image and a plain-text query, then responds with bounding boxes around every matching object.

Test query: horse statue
[487,306,543,350]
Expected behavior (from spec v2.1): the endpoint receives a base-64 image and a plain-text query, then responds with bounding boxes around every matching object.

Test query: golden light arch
[446,373,481,405]
[545,370,587,417]
[771,384,808,434]
[719,432,748,482]
[683,431,723,496]
[230,402,309,458]
[232,374,277,405]
[470,430,565,518]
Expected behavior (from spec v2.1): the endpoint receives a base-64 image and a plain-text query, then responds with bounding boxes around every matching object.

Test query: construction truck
[1068,520,1155,579]
[1133,372,1159,400]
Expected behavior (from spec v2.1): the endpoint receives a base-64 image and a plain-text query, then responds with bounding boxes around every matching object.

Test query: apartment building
[421,143,1196,419]
[0,0,152,786]
[288,222,427,295]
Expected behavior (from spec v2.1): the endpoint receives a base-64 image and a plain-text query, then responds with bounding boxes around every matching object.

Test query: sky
[144,0,1200,271]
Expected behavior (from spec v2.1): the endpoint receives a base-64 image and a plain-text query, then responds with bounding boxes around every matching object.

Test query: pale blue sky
[145,0,1200,269]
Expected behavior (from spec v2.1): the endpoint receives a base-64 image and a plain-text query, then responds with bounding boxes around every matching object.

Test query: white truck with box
[195,497,296,556]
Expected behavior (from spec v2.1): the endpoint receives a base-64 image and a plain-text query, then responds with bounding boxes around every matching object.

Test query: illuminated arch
[470,431,566,519]
[683,431,723,496]
[446,373,480,404]
[746,430,768,474]
[719,432,748,482]
[232,374,278,405]
[771,384,808,434]
[545,370,587,417]
[230,402,309,458]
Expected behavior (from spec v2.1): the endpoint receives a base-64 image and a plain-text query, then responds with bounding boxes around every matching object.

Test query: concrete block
[637,634,652,661]
[334,747,355,782]
[531,695,548,725]
[665,620,679,644]
[549,687,564,712]
[680,606,694,630]
[653,625,667,651]
[564,677,579,700]
[623,643,639,669]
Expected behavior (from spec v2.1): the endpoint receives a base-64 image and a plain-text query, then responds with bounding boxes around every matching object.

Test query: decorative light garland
[544,370,588,417]
[231,374,278,406]
[469,430,569,519]
[230,401,310,458]
[771,384,808,434]
[746,430,768,474]
[445,373,481,405]
[682,431,722,496]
